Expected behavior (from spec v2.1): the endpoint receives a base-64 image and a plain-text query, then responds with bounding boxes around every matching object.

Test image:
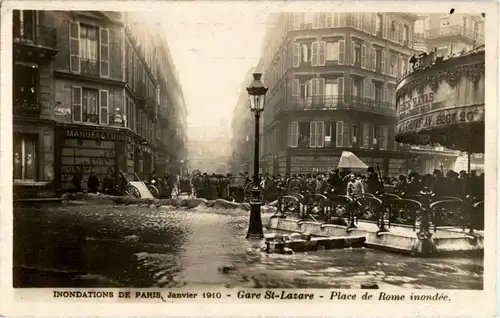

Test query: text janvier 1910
[52,290,450,301]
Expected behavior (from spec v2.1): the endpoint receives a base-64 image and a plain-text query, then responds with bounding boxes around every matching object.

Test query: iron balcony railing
[80,58,99,77]
[285,95,396,115]
[13,22,57,49]
[424,25,484,44]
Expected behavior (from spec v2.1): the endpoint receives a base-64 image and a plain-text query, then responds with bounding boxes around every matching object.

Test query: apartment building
[13,10,59,197]
[251,12,457,177]
[413,13,485,55]
[12,10,187,195]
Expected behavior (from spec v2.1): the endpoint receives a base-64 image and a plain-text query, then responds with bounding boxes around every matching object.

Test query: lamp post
[246,73,268,239]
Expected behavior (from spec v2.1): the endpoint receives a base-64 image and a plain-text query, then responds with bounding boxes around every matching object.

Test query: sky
[158,4,271,141]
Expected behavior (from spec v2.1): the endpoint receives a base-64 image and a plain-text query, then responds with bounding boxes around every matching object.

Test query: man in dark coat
[366,166,383,194]
[87,171,100,194]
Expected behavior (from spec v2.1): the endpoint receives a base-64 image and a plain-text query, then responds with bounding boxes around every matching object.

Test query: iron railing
[13,22,57,49]
[285,95,396,116]
[80,58,99,77]
[425,25,484,44]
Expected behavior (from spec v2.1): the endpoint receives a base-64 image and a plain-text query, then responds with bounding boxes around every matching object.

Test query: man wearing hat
[366,166,383,194]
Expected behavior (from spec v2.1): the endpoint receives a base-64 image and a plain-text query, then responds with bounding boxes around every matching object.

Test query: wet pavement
[13,204,483,289]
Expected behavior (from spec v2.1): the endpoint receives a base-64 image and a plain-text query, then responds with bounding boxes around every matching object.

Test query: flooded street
[14,204,483,289]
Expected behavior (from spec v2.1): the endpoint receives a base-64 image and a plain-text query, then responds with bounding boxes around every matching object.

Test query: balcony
[280,95,396,116]
[13,23,58,60]
[80,58,99,77]
[424,25,484,45]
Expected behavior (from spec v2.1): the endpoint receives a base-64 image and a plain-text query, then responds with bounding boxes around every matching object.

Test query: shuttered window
[290,122,298,148]
[310,122,317,147]
[318,41,326,66]
[338,40,345,64]
[72,86,82,122]
[361,44,366,69]
[99,90,109,125]
[311,42,319,66]
[293,43,300,67]
[99,28,109,77]
[69,22,80,73]
[336,121,343,147]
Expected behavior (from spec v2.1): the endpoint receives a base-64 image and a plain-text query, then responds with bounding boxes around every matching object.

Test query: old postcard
[0,0,498,317]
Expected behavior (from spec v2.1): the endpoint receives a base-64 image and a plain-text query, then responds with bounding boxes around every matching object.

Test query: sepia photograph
[1,1,498,317]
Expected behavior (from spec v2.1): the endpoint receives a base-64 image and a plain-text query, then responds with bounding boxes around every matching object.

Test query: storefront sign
[14,102,41,115]
[65,128,127,141]
[395,105,485,135]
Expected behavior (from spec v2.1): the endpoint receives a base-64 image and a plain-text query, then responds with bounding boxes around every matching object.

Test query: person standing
[87,171,100,194]
[346,173,364,198]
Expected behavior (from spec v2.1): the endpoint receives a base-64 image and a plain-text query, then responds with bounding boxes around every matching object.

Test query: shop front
[54,124,156,191]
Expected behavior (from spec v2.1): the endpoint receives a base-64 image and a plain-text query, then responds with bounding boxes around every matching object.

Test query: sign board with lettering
[65,128,127,141]
[396,105,484,135]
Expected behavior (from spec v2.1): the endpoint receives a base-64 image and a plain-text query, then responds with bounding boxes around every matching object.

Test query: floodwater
[13,204,483,289]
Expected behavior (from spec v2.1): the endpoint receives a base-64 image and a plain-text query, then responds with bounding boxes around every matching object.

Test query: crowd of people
[73,165,484,204]
[187,167,485,203]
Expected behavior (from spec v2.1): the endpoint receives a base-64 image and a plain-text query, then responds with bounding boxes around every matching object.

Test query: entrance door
[13,133,37,181]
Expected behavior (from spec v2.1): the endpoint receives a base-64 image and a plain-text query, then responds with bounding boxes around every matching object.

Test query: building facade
[13,10,188,196]
[230,68,260,175]
[413,13,484,56]
[235,12,458,177]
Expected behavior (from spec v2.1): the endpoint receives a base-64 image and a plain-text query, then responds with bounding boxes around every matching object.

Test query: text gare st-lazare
[237,290,315,300]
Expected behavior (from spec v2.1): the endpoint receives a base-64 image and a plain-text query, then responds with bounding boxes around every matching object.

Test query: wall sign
[395,105,484,135]
[65,128,126,141]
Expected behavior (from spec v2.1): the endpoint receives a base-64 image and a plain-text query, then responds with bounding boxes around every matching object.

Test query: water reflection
[13,204,483,289]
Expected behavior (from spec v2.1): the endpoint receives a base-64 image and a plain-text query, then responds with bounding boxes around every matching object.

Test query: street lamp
[246,73,268,239]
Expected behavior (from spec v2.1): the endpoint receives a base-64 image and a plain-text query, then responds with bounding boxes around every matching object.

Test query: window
[80,24,99,76]
[13,10,36,41]
[13,134,37,181]
[376,14,383,36]
[390,20,397,42]
[289,122,298,147]
[99,90,109,125]
[325,122,333,147]
[374,83,383,103]
[326,42,339,61]
[380,126,389,150]
[352,42,361,66]
[128,99,135,131]
[14,64,38,105]
[99,28,109,77]
[325,79,338,96]
[403,25,409,44]
[314,13,326,29]
[402,57,408,77]
[336,121,343,147]
[371,126,380,149]
[351,78,362,97]
[338,40,345,64]
[69,22,109,77]
[309,121,325,148]
[326,13,340,27]
[302,13,313,29]
[301,44,309,63]
[82,88,98,123]
[352,124,359,146]
[374,49,382,72]
[390,54,397,77]
[362,123,370,149]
